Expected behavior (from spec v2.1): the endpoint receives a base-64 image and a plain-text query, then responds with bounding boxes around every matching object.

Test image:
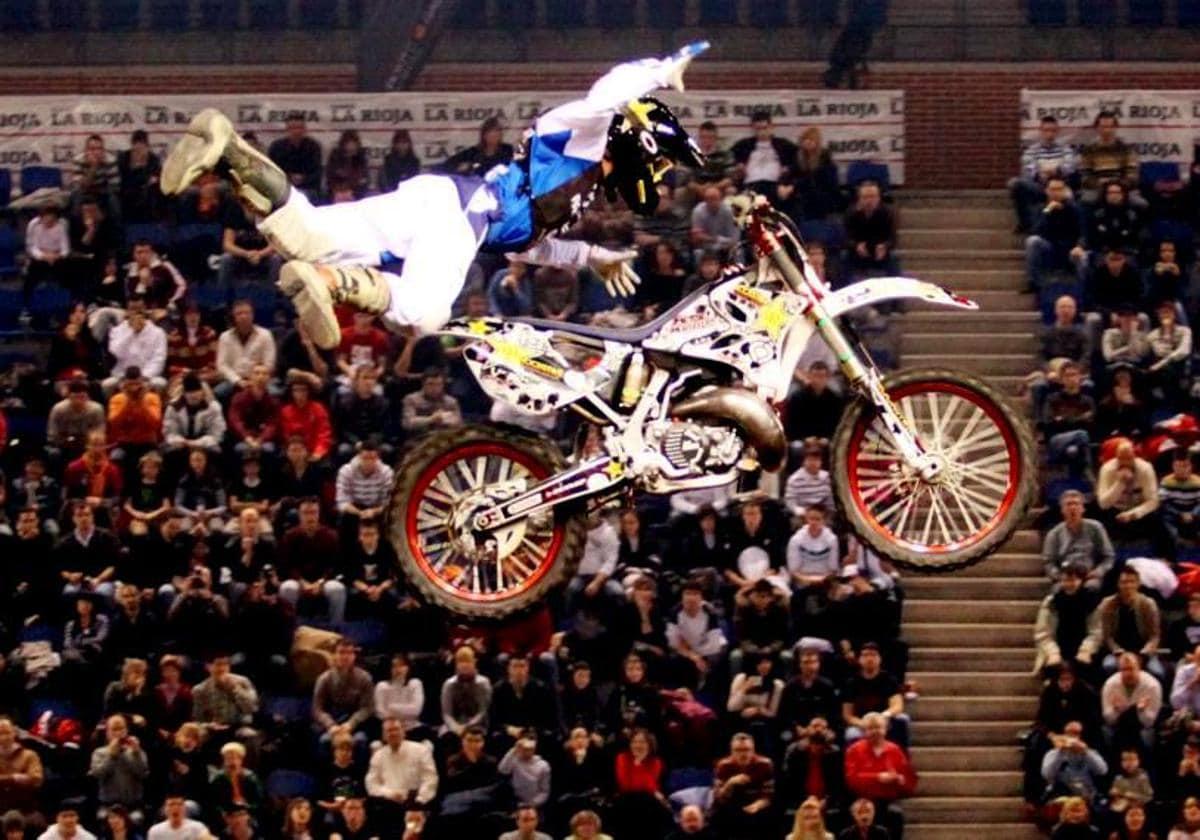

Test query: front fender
[821,276,978,319]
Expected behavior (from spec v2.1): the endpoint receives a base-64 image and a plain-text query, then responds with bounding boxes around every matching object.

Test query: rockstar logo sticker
[604,461,625,480]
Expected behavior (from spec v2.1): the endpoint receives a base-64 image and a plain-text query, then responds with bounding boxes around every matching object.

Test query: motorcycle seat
[509,289,704,345]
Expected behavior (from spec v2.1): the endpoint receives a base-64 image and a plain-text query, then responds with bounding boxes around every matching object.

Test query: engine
[647,419,744,477]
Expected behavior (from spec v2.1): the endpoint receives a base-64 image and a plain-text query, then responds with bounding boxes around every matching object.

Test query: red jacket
[279,399,333,460]
[228,388,280,443]
[844,738,917,801]
[615,752,663,795]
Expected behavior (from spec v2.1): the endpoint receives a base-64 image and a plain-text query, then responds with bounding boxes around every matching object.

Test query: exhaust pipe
[673,387,787,472]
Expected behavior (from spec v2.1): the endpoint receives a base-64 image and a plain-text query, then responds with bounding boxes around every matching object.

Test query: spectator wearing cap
[278,497,345,624]
[1102,651,1161,749]
[163,374,225,459]
[1034,563,1101,674]
[842,643,910,750]
[227,364,280,457]
[47,380,106,465]
[334,441,394,537]
[784,443,834,520]
[166,301,220,390]
[785,362,846,445]
[105,303,167,396]
[1042,490,1115,590]
[1097,439,1174,560]
[216,301,276,403]
[279,378,333,464]
[731,109,796,200]
[1025,176,1085,294]
[334,368,392,463]
[1097,566,1163,677]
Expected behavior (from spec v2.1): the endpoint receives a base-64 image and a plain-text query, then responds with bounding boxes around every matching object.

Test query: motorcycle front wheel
[831,367,1036,573]
[388,425,586,620]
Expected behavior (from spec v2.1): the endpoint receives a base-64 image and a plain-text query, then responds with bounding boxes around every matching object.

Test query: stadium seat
[1181,0,1200,25]
[97,0,139,30]
[1078,0,1116,25]
[0,0,38,32]
[298,0,338,27]
[28,283,72,330]
[666,766,714,793]
[545,0,586,26]
[265,769,316,801]
[197,0,240,27]
[247,0,288,29]
[799,219,846,251]
[191,281,230,314]
[848,0,887,26]
[19,166,63,194]
[148,0,191,30]
[1148,218,1195,265]
[46,0,75,29]
[0,288,24,332]
[699,0,739,24]
[340,619,388,650]
[798,0,841,26]
[750,0,789,26]
[600,0,637,27]
[264,695,311,724]
[1139,161,1181,192]
[1128,0,1165,25]
[125,222,171,253]
[645,0,686,28]
[0,224,19,279]
[0,169,12,208]
[493,0,534,28]
[1028,0,1068,25]
[233,283,282,327]
[845,160,891,190]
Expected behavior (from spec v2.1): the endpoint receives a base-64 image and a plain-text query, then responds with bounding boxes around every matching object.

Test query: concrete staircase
[894,191,1043,840]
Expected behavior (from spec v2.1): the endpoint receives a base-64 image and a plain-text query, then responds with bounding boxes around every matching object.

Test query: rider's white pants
[257,174,479,332]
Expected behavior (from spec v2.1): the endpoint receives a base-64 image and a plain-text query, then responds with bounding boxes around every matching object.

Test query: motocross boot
[277,262,391,351]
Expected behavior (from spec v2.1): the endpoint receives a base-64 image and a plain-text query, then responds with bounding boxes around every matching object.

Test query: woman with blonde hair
[793,126,840,220]
[788,796,833,840]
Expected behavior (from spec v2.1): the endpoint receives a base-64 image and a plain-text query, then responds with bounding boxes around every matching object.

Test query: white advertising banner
[0,88,905,184]
[1020,89,1200,178]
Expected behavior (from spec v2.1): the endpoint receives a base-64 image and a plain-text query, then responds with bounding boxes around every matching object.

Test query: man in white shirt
[36,808,97,840]
[1102,652,1162,749]
[731,110,797,201]
[1171,642,1200,717]
[215,299,277,401]
[565,513,624,614]
[365,718,437,815]
[667,579,728,688]
[25,203,70,288]
[146,794,210,840]
[786,504,840,589]
[104,301,167,394]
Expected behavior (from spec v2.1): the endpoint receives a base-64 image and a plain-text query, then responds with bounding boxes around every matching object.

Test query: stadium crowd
[1018,110,1200,838]
[0,108,911,840]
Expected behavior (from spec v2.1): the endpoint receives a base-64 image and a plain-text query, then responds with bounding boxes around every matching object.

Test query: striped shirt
[786,525,840,578]
[784,467,833,516]
[335,456,395,511]
[1022,141,1078,182]
[1160,473,1200,519]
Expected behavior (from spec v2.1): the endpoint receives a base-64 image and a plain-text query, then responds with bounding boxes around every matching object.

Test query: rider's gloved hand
[588,246,641,299]
[663,40,710,92]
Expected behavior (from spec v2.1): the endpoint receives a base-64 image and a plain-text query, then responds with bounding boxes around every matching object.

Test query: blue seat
[1182,0,1200,25]
[171,223,223,256]
[1129,0,1165,24]
[0,288,23,332]
[197,0,240,27]
[341,619,388,650]
[148,0,191,29]
[264,695,311,723]
[1040,280,1082,324]
[1079,0,1116,25]
[845,160,890,191]
[0,0,39,31]
[0,225,19,278]
[1148,218,1195,265]
[298,0,338,27]
[191,282,229,313]
[1139,161,1181,194]
[233,283,282,327]
[125,222,170,252]
[750,0,788,26]
[699,0,738,24]
[97,0,139,29]
[667,766,713,793]
[646,0,686,27]
[798,219,846,250]
[1028,0,1067,24]
[799,0,840,25]
[19,166,62,194]
[28,284,71,329]
[1044,475,1094,508]
[247,0,287,28]
[265,769,316,801]
[0,169,11,208]
[545,0,586,25]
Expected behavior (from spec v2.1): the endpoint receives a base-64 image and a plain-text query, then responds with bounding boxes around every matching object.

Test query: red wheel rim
[846,380,1022,555]
[403,442,565,604]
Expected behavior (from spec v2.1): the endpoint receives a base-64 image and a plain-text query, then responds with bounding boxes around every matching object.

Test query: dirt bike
[388,195,1036,619]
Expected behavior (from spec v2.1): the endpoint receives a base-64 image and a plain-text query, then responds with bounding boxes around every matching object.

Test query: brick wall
[7,61,1200,188]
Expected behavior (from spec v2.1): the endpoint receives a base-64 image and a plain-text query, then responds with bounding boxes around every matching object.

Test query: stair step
[907,822,1042,840]
[902,353,1035,375]
[912,720,1025,746]
[900,248,1024,269]
[909,647,1034,673]
[899,206,1012,227]
[903,332,1038,354]
[909,671,1039,696]
[956,553,1045,577]
[899,309,1039,328]
[903,576,1047,600]
[899,189,1007,207]
[918,267,1024,288]
[905,796,1026,823]
[918,695,1039,720]
[906,623,1031,647]
[904,228,1019,250]
[918,770,1023,797]
[906,599,1039,624]
[908,288,1033,312]
[910,746,1024,772]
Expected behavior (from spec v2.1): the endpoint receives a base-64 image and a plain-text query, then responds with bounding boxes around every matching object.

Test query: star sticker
[467,319,491,335]
[604,461,625,480]
[754,297,791,339]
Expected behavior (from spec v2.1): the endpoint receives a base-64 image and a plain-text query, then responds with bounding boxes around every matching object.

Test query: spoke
[892,488,921,538]
[926,391,943,452]
[416,501,449,531]
[928,489,956,545]
[474,456,487,489]
[957,468,1012,496]
[423,483,456,507]
[944,406,984,460]
[920,492,936,545]
[952,480,1007,514]
[432,473,458,499]
[942,480,981,535]
[456,459,477,490]
[496,458,512,484]
[872,489,916,529]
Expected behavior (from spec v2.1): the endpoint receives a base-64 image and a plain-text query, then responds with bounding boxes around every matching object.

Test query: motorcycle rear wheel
[388,424,586,620]
[831,367,1036,572]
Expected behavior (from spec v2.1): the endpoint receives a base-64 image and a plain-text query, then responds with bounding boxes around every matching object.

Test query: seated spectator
[681,248,724,297]
[379,130,420,193]
[227,364,279,457]
[440,725,503,821]
[400,369,461,436]
[47,380,106,464]
[610,727,669,838]
[1102,310,1151,375]
[635,242,688,321]
[1147,299,1192,403]
[24,204,70,290]
[228,579,294,687]
[731,109,796,200]
[209,742,263,821]
[64,201,114,294]
[487,258,534,318]
[327,796,376,840]
[173,448,228,536]
[0,716,44,821]
[560,664,603,735]
[532,265,579,322]
[500,804,552,840]
[785,361,845,445]
[88,714,149,824]
[278,498,344,624]
[722,498,788,593]
[1034,563,1101,674]
[271,438,328,529]
[335,314,388,391]
[37,808,97,840]
[162,374,225,459]
[1041,361,1095,472]
[374,653,424,731]
[836,799,888,840]
[842,642,910,750]
[843,181,897,280]
[499,735,551,813]
[61,592,110,693]
[268,113,323,197]
[1097,441,1174,560]
[116,129,160,222]
[1024,176,1085,293]
[1171,643,1200,726]
[227,454,273,536]
[441,646,493,741]
[335,441,393,536]
[344,516,400,619]
[107,370,163,465]
[615,508,662,586]
[489,653,557,751]
[666,580,727,690]
[786,503,840,609]
[565,809,612,840]
[164,570,232,664]
[277,317,332,384]
[1036,295,1091,387]
[1163,451,1200,543]
[779,648,840,746]
[334,368,391,462]
[219,201,278,290]
[124,241,185,323]
[1098,566,1163,672]
[1173,795,1200,838]
[727,652,784,747]
[365,718,437,820]
[325,130,368,199]
[192,653,259,742]
[843,713,916,830]
[1051,796,1102,838]
[215,301,276,403]
[784,443,834,519]
[102,657,154,738]
[48,302,105,390]
[1090,252,1145,325]
[312,638,374,751]
[146,794,206,840]
[1080,111,1139,206]
[782,724,843,820]
[633,183,689,251]
[732,577,790,673]
[1095,368,1149,441]
[793,126,841,220]
[1146,240,1187,307]
[55,500,121,601]
[712,733,776,839]
[1109,746,1154,817]
[690,185,738,256]
[1102,652,1162,749]
[104,303,167,395]
[1086,180,1142,257]
[152,655,193,739]
[1011,115,1078,233]
[687,120,734,199]
[165,302,220,392]
[279,379,333,464]
[441,116,513,175]
[603,652,662,744]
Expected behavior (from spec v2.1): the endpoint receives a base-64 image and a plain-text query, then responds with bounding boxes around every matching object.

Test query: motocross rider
[159,42,711,349]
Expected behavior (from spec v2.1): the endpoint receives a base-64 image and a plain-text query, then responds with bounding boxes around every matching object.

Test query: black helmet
[604,96,704,216]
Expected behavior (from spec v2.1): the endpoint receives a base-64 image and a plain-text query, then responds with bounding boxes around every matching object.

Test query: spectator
[489,653,557,751]
[55,500,121,601]
[37,809,97,840]
[124,242,185,322]
[1171,796,1200,838]
[785,362,846,444]
[1108,747,1154,816]
[779,648,840,745]
[1164,451,1200,543]
[25,204,70,289]
[441,646,493,739]
[209,742,263,821]
[1025,176,1086,293]
[279,379,333,463]
[531,264,579,322]
[689,185,738,255]
[192,654,258,741]
[117,130,160,224]
[1091,253,1146,324]
[440,725,503,821]
[400,370,461,436]
[440,117,513,176]
[731,110,796,199]
[786,503,840,602]
[843,712,916,827]
[218,199,278,290]
[666,580,727,689]
[1041,361,1095,472]
[216,301,276,402]
[1171,643,1200,724]
[487,258,535,318]
[1097,441,1173,559]
[325,130,368,199]
[326,796,374,840]
[268,114,322,197]
[378,130,420,193]
[610,727,669,838]
[836,799,888,840]
[712,733,776,839]
[145,795,205,840]
[105,304,167,394]
[1102,652,1162,748]
[334,369,390,462]
[784,443,834,519]
[107,370,163,466]
[88,715,149,823]
[335,314,388,390]
[364,718,437,816]
[102,657,154,738]
[165,302,220,390]
[1011,115,1078,233]
[69,199,119,295]
[227,364,279,456]
[1080,111,1139,206]
[1052,796,1102,839]
[785,796,834,840]
[1114,803,1153,840]
[163,374,225,458]
[1146,239,1187,306]
[782,720,844,820]
[1043,490,1115,588]
[1147,299,1192,401]
[312,638,374,750]
[727,652,784,739]
[334,442,393,534]
[793,127,840,221]
[1098,566,1162,671]
[47,380,106,463]
[278,317,332,384]
[843,181,897,279]
[374,653,423,731]
[278,498,344,624]
[499,736,551,812]
[173,448,227,535]
[564,810,611,840]
[686,121,734,199]
[48,302,105,388]
[1034,296,1091,400]
[1087,180,1142,257]
[1095,367,1149,441]
[0,717,43,819]
[499,804,551,840]
[1034,563,1101,673]
[272,438,327,528]
[842,643,909,750]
